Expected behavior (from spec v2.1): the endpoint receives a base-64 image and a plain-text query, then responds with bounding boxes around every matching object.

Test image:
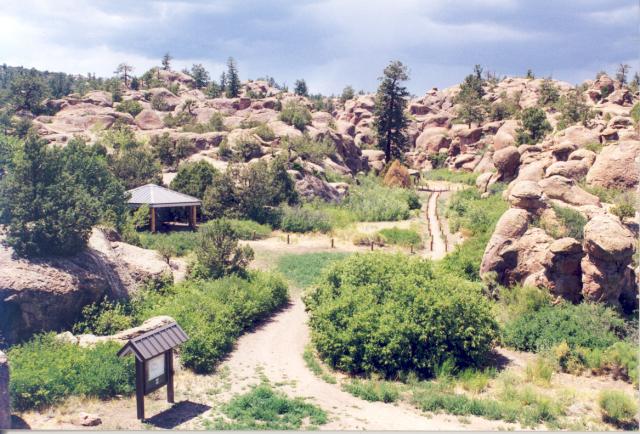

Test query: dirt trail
[217,297,512,431]
[426,191,447,260]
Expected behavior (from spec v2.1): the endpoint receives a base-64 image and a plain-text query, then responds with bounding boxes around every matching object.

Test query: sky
[0,0,638,95]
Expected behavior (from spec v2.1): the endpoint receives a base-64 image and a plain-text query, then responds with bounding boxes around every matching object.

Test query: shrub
[537,78,559,106]
[170,160,218,199]
[377,227,422,248]
[108,146,162,189]
[583,142,603,153]
[191,219,254,279]
[130,204,151,230]
[611,191,637,220]
[115,99,143,117]
[525,356,554,386]
[281,134,335,164]
[305,253,499,378]
[383,160,412,188]
[502,302,628,352]
[458,368,494,394]
[352,232,385,246]
[631,103,640,124]
[142,272,288,373]
[8,334,135,411]
[150,93,170,111]
[232,133,262,162]
[253,123,276,141]
[556,89,594,130]
[210,384,327,430]
[598,391,638,428]
[552,204,587,240]
[341,174,418,221]
[279,101,312,131]
[150,132,194,167]
[72,297,135,335]
[280,206,332,233]
[427,152,448,169]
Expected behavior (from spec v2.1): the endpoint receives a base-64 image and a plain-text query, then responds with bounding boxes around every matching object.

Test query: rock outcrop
[585,141,640,190]
[0,230,173,345]
[581,215,636,306]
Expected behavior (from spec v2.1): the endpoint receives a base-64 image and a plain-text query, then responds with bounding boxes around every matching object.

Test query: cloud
[0,0,637,94]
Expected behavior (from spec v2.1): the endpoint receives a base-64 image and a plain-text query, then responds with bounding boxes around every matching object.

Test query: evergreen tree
[114,63,133,87]
[538,78,560,106]
[225,57,240,98]
[190,64,210,89]
[294,79,308,96]
[0,134,126,257]
[455,65,487,128]
[170,160,219,199]
[516,107,552,145]
[616,63,630,85]
[9,73,47,112]
[526,69,535,79]
[373,60,410,164]
[340,85,355,103]
[162,52,172,71]
[219,71,227,93]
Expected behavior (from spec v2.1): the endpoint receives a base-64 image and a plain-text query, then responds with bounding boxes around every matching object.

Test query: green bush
[377,227,422,248]
[440,188,508,281]
[552,204,587,240]
[72,297,134,335]
[150,93,170,111]
[502,302,628,352]
[280,206,332,233]
[598,390,638,428]
[170,160,219,199]
[631,103,640,124]
[141,272,288,373]
[341,174,419,221]
[191,219,254,279]
[115,99,143,117]
[209,384,327,430]
[8,334,135,411]
[305,253,499,378]
[279,101,312,131]
[252,123,276,141]
[281,134,335,164]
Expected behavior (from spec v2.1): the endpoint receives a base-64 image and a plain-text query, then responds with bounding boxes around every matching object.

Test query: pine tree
[225,57,240,98]
[219,72,227,94]
[294,79,308,96]
[162,52,172,71]
[373,61,410,164]
[455,65,487,128]
[616,64,630,85]
[114,63,133,87]
[190,64,210,89]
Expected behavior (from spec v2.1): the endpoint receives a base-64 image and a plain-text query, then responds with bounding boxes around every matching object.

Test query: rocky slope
[0,229,173,345]
[15,69,640,322]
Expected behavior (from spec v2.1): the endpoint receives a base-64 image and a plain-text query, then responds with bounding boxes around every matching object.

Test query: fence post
[287,233,290,245]
[331,238,334,248]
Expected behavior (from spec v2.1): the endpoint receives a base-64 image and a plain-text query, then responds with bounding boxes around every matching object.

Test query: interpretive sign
[117,321,189,420]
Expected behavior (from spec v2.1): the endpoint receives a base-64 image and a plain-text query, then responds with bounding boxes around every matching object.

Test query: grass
[377,226,423,248]
[342,379,401,403]
[598,390,639,429]
[303,345,337,384]
[138,231,198,256]
[458,368,496,394]
[206,383,328,430]
[276,252,350,289]
[525,357,554,387]
[422,168,479,185]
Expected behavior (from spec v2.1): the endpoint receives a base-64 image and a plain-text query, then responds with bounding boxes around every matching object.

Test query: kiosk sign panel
[145,353,167,394]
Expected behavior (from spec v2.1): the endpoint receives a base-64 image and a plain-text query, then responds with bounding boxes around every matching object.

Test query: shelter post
[150,207,157,233]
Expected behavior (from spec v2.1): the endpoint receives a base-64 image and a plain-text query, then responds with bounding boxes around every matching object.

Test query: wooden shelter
[117,322,189,420]
[127,184,202,233]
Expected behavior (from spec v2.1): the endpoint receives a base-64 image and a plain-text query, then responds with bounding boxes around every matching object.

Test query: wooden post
[150,207,156,234]
[135,358,145,420]
[287,234,290,244]
[331,238,334,248]
[166,350,174,403]
[370,241,374,251]
[189,206,196,230]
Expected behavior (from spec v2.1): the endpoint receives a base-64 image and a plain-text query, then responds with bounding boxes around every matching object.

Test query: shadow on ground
[144,400,211,429]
